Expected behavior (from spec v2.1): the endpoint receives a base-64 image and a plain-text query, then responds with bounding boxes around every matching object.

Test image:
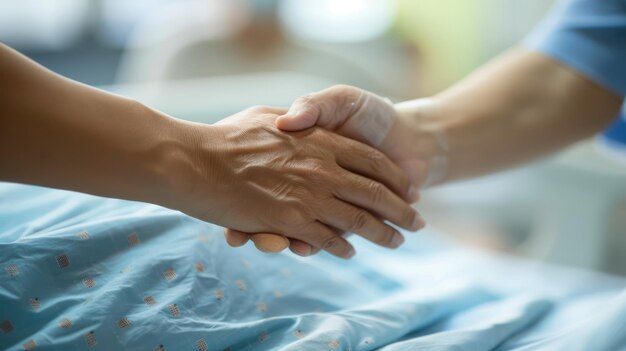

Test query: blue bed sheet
[1,183,626,351]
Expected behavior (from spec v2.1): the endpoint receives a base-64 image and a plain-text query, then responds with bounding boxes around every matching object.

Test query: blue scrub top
[525,0,626,149]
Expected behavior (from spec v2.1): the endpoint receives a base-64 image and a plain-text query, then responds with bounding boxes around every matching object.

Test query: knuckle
[320,234,340,250]
[293,93,325,122]
[307,162,336,185]
[308,161,328,176]
[368,182,386,206]
[246,105,270,114]
[349,210,370,233]
[331,84,356,95]
[295,94,317,108]
[367,149,386,173]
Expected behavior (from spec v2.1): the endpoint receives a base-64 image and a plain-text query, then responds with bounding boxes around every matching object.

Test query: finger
[320,199,406,249]
[249,233,290,253]
[290,226,345,256]
[294,221,355,259]
[334,170,425,231]
[276,85,363,131]
[332,135,420,203]
[289,239,314,256]
[224,228,250,247]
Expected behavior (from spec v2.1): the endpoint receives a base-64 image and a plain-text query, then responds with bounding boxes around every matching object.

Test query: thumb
[276,85,363,131]
[275,97,321,131]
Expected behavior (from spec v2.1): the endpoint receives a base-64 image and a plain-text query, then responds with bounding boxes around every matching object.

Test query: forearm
[399,49,623,184]
[0,44,192,205]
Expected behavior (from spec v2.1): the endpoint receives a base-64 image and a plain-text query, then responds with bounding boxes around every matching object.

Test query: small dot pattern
[58,318,72,329]
[0,183,577,350]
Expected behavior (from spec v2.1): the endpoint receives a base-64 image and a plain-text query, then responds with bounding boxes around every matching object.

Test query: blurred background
[2,0,625,275]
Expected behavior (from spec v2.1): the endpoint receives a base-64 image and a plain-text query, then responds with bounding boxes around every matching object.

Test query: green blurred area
[394,0,554,93]
[395,0,484,92]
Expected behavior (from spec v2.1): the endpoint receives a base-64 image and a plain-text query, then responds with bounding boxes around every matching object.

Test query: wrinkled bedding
[1,183,625,351]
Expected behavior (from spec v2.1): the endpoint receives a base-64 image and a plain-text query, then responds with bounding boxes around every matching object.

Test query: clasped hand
[176,104,424,259]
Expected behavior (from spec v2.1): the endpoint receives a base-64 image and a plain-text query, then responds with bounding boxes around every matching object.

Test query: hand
[275,85,442,185]
[226,86,440,255]
[175,106,424,259]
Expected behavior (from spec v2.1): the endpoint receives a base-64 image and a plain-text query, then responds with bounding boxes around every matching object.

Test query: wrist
[152,116,232,219]
[394,98,450,187]
[127,102,211,209]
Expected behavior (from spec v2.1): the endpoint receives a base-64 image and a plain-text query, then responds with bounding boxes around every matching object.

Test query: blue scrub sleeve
[524,0,626,97]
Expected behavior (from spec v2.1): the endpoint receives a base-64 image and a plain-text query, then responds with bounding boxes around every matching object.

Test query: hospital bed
[2,73,625,350]
[1,182,626,350]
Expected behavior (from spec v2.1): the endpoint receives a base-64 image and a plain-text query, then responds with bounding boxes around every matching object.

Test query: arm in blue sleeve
[525,0,626,97]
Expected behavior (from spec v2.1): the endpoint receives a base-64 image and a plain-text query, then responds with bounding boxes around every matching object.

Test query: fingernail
[408,185,420,203]
[392,233,405,247]
[346,247,356,259]
[293,244,312,257]
[411,212,426,230]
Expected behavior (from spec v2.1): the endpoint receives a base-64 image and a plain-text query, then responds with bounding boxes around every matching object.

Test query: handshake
[174,85,448,259]
[4,43,615,259]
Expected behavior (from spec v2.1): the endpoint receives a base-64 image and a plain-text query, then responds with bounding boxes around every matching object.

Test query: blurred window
[278,0,396,43]
[0,0,90,50]
[99,0,174,47]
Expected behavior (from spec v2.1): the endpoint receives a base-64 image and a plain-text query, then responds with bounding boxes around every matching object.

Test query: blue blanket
[1,183,625,351]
